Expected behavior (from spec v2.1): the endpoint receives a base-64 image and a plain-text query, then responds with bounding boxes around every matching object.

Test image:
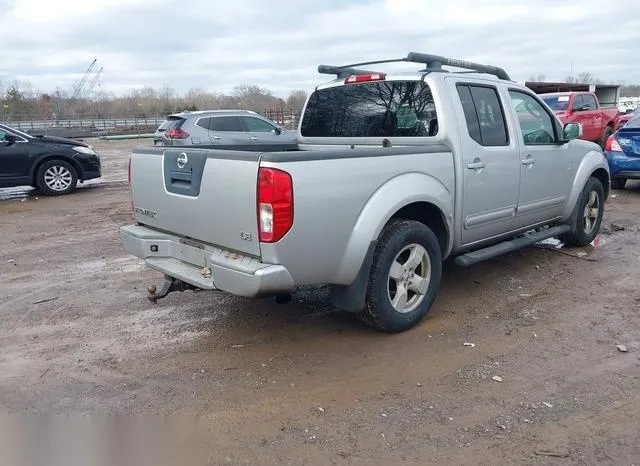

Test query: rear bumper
[604,151,640,179]
[120,225,294,297]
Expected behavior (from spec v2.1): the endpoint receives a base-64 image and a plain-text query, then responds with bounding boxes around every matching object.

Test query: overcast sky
[1,0,639,97]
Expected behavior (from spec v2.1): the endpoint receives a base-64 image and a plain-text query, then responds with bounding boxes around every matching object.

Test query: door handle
[250,137,259,141]
[522,157,535,166]
[212,136,222,140]
[466,160,485,170]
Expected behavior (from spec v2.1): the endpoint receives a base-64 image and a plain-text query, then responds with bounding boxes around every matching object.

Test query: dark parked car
[0,124,101,195]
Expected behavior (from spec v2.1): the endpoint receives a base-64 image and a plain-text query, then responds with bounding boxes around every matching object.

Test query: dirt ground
[1,139,639,465]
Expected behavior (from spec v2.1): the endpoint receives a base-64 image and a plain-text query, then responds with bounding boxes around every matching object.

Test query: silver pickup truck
[120,52,610,333]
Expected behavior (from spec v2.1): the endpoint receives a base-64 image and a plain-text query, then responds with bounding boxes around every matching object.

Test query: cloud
[1,0,639,97]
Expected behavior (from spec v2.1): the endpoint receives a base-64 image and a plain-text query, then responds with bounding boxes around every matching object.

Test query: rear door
[241,115,280,145]
[209,116,247,145]
[453,81,521,245]
[130,147,262,256]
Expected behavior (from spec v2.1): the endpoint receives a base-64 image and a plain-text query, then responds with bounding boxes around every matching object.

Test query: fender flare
[333,172,453,286]
[561,150,610,220]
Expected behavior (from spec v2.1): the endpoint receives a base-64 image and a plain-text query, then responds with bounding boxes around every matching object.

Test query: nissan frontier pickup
[120,52,610,333]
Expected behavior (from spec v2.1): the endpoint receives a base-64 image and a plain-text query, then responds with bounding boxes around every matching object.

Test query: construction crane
[71,59,100,100]
[86,66,103,98]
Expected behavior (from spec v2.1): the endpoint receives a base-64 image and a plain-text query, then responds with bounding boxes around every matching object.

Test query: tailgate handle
[170,171,192,182]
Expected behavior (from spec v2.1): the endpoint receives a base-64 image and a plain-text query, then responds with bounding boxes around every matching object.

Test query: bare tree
[286,90,307,111]
[565,72,602,85]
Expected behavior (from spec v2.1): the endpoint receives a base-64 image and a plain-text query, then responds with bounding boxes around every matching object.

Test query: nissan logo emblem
[177,152,188,169]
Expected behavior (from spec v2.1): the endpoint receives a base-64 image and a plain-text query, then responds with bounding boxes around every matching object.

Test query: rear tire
[611,177,627,190]
[36,159,78,196]
[359,219,442,333]
[560,177,604,247]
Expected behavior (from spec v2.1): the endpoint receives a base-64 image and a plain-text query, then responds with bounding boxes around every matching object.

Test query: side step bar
[454,224,571,267]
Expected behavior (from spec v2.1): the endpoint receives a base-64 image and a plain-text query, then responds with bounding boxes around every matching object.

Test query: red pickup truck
[540,92,619,148]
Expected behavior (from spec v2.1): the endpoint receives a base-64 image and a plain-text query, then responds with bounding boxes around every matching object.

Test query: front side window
[509,90,557,145]
[300,80,438,137]
[243,116,276,132]
[572,95,585,112]
[0,129,5,142]
[583,94,597,110]
[211,116,244,132]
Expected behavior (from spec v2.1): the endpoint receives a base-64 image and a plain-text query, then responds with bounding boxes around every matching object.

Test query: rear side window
[457,84,508,146]
[211,116,244,132]
[300,80,438,137]
[161,117,185,130]
[195,117,211,130]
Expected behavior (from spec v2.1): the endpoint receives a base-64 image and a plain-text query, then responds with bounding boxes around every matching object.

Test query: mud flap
[330,241,377,313]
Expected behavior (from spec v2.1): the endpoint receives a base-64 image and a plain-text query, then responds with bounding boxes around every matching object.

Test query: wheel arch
[31,156,81,186]
[562,151,610,220]
[330,173,453,313]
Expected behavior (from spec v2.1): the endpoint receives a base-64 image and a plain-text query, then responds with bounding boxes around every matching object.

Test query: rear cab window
[541,95,570,111]
[300,80,438,138]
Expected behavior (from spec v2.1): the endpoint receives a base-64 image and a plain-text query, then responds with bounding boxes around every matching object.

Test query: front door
[241,116,280,145]
[452,81,521,246]
[507,90,576,228]
[0,128,30,187]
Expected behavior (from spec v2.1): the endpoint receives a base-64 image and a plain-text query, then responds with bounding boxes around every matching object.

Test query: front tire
[560,177,604,247]
[36,160,78,196]
[359,220,442,333]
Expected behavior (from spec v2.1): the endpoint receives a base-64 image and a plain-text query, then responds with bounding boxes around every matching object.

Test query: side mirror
[3,133,17,146]
[273,127,282,135]
[563,122,583,141]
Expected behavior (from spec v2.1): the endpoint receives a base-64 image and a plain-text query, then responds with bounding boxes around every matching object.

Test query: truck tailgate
[129,147,261,257]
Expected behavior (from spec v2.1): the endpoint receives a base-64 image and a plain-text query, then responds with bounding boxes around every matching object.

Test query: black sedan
[0,123,101,195]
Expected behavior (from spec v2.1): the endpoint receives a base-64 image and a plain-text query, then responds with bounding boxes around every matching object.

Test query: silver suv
[154,110,298,147]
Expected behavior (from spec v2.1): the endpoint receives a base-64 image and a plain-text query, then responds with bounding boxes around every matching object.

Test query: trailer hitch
[146,275,199,303]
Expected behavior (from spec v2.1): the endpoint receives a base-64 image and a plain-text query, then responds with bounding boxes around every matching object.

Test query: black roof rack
[318,52,511,81]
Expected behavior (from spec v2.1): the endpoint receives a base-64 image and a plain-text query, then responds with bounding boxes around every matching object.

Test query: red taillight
[344,73,386,84]
[257,167,293,243]
[604,135,623,152]
[165,128,190,139]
